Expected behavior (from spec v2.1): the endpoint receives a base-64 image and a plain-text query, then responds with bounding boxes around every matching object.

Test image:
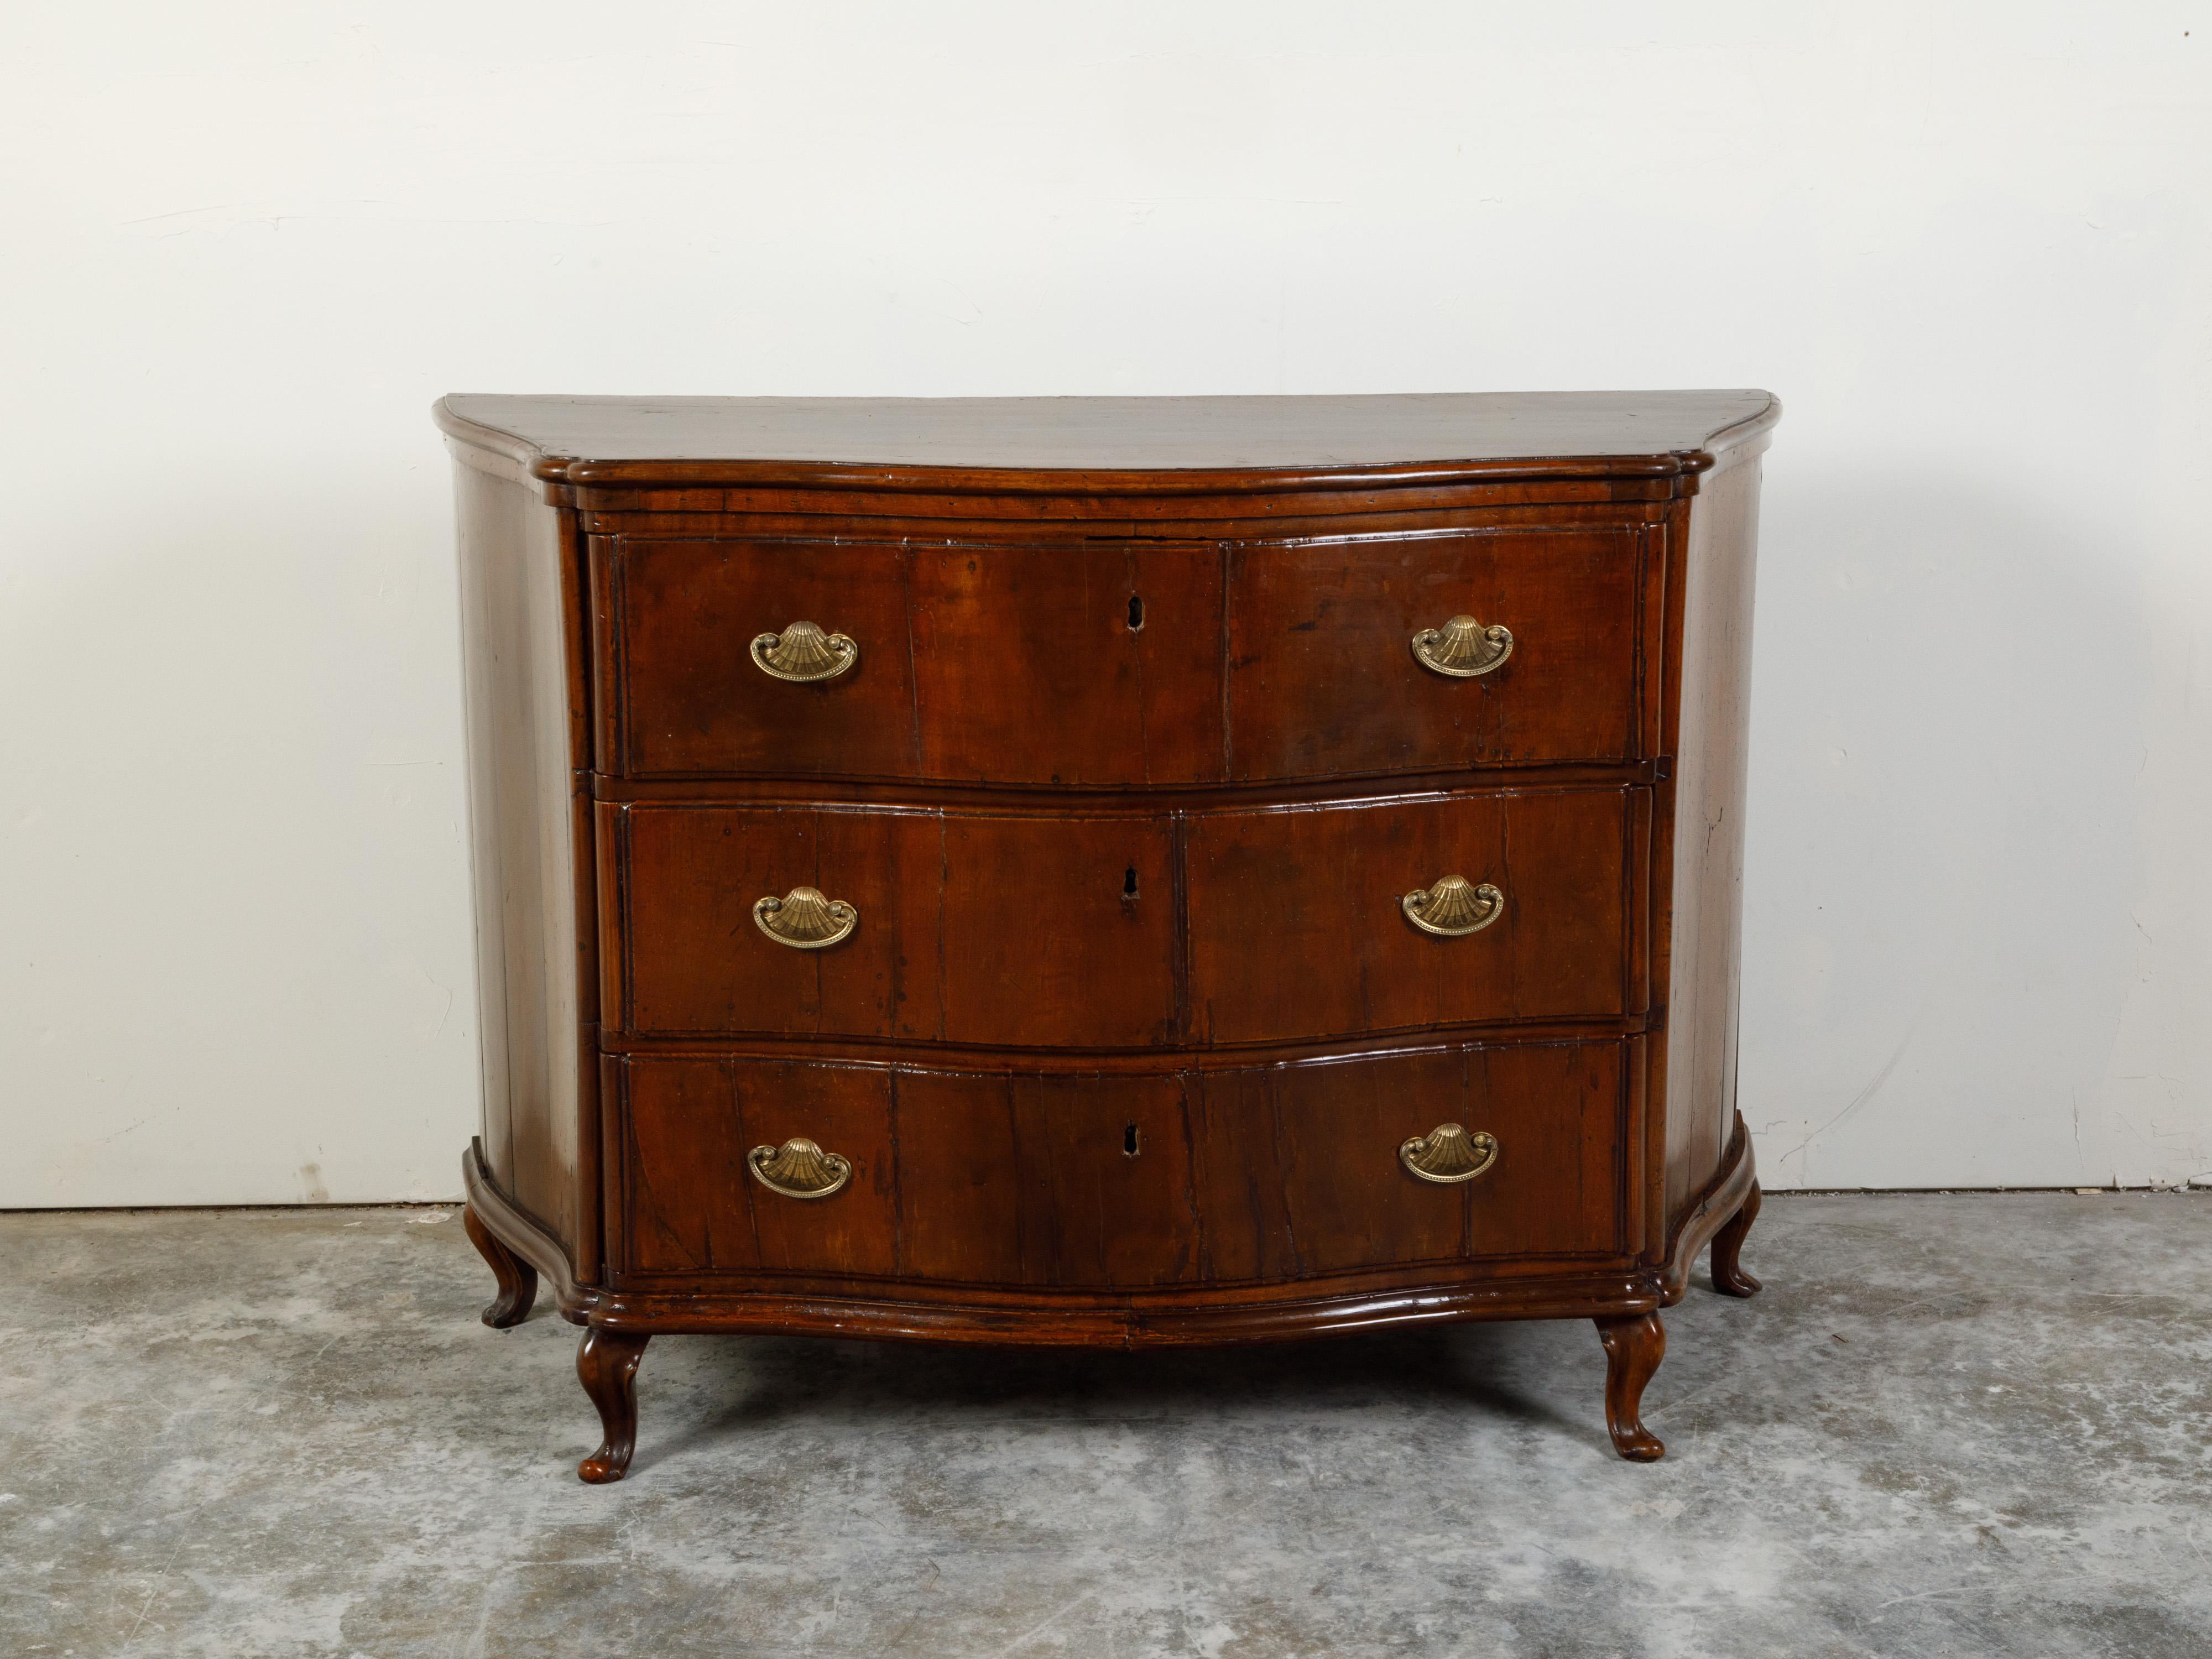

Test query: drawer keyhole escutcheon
[1402,875,1504,938]
[1123,865,1139,900]
[748,1138,853,1200]
[750,619,859,683]
[1124,1123,1140,1157]
[1128,594,1144,631]
[754,886,858,949]
[1399,1124,1499,1185]
[1410,613,1512,678]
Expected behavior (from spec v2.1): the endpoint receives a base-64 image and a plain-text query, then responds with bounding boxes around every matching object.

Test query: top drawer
[594,536,1224,784]
[592,525,1652,783]
[1225,525,1650,780]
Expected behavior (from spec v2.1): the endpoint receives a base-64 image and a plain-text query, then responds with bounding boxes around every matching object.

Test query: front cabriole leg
[1710,1181,1764,1297]
[462,1203,539,1328]
[1593,1312,1666,1462]
[575,1328,651,1484]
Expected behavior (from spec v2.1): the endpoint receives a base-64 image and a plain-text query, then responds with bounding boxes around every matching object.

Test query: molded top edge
[434,390,1780,494]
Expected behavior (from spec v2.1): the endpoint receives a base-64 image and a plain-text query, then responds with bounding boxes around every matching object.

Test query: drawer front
[618,1056,905,1280]
[599,536,1224,784]
[1189,1040,1627,1276]
[1226,526,1648,779]
[612,1058,1200,1287]
[604,803,1180,1047]
[1184,788,1637,1045]
[610,1042,1626,1288]
[603,538,917,780]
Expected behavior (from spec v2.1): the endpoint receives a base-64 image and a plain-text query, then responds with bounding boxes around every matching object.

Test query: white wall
[4,3,2209,1203]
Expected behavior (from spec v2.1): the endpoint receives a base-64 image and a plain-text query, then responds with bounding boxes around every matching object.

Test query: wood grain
[600,537,919,778]
[437,390,1779,487]
[910,540,1224,786]
[1225,526,1645,779]
[1184,787,1635,1044]
[606,804,1178,1047]
[608,803,944,1040]
[611,1040,1624,1293]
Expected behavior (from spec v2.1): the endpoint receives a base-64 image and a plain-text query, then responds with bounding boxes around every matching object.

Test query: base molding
[463,1123,1757,1345]
[577,1272,1666,1349]
[466,1153,1744,1349]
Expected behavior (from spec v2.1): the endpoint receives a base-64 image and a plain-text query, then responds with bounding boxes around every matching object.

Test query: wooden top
[436,390,1779,493]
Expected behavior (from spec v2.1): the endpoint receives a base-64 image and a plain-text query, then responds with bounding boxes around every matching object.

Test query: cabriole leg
[462,1203,538,1328]
[1710,1181,1764,1297]
[1593,1312,1666,1462]
[576,1328,651,1484]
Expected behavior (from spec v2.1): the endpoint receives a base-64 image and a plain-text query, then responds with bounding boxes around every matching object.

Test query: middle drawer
[602,804,1181,1047]
[600,788,1638,1048]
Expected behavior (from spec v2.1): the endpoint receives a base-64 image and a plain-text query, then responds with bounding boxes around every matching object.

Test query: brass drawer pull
[753,886,858,949]
[1399,1123,1499,1185]
[1402,874,1504,937]
[1411,613,1513,677]
[748,1138,852,1200]
[750,620,858,682]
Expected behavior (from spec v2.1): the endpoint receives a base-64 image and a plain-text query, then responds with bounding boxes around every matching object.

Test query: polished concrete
[3,1193,2207,1658]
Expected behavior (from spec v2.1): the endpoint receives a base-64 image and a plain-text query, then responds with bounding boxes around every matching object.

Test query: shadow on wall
[0,470,479,1205]
[1739,470,2143,1188]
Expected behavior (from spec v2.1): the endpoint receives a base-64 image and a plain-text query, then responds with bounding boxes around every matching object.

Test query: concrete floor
[3,1196,2208,1659]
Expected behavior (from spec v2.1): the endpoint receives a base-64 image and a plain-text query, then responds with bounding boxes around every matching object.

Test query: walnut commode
[440,392,1776,1482]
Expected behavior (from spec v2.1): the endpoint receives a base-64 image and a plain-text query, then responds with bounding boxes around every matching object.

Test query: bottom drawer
[608,1042,1629,1290]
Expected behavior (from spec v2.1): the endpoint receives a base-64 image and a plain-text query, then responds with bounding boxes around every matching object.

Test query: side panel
[1660,458,1763,1227]
[452,452,593,1271]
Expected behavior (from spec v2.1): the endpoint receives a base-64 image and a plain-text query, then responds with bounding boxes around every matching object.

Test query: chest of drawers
[442,392,1776,1482]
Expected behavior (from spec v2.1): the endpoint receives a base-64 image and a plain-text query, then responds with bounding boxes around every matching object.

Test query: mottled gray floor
[3,1194,2208,1659]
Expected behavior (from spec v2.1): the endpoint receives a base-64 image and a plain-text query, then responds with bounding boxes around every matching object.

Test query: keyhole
[1127,594,1144,631]
[1123,1123,1140,1157]
[1123,865,1139,899]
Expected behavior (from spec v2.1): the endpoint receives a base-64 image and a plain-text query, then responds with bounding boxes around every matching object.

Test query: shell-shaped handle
[1401,874,1504,937]
[1399,1123,1499,1185]
[1411,614,1513,677]
[750,620,858,682]
[748,1138,853,1200]
[753,886,858,950]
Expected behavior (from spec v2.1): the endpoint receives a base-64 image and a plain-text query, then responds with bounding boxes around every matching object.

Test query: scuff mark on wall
[1775,1013,1924,1183]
